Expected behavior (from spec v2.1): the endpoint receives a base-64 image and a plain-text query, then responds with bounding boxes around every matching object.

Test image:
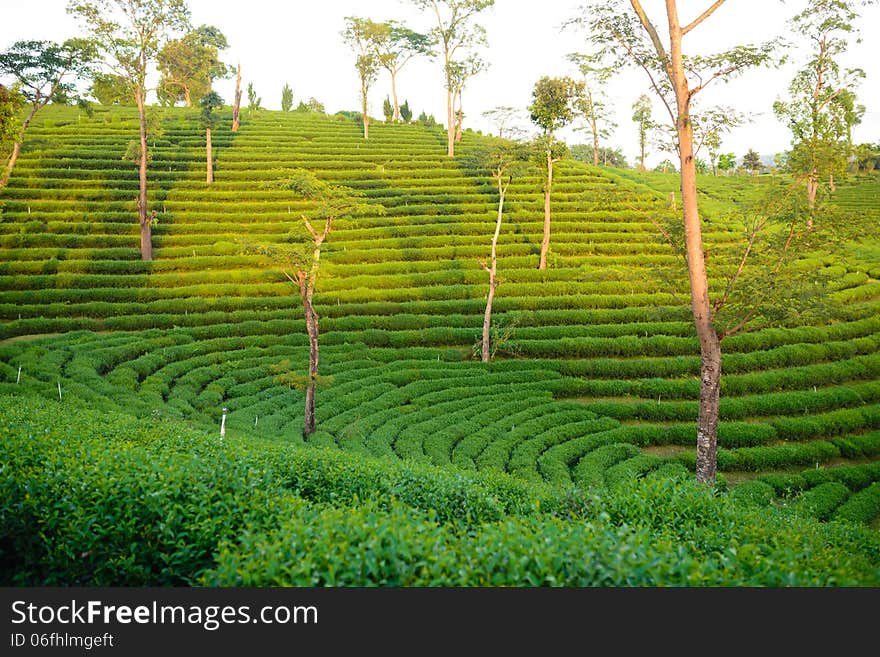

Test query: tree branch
[681,0,726,35]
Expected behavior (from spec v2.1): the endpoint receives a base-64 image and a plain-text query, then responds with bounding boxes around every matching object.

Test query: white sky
[2,0,878,167]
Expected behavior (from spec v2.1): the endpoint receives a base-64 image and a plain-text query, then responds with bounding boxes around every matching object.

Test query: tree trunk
[482,181,505,362]
[806,169,818,229]
[667,0,721,484]
[0,104,39,190]
[232,63,242,132]
[206,127,213,184]
[591,115,600,166]
[538,149,553,270]
[455,108,463,143]
[184,87,192,108]
[302,295,319,437]
[362,79,369,139]
[446,87,454,157]
[135,88,152,261]
[391,70,400,122]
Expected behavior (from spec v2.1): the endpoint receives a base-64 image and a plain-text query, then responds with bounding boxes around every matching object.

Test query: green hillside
[1,105,879,584]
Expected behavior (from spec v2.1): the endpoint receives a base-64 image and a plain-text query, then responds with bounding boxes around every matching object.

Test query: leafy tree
[281,82,293,112]
[246,81,261,115]
[854,142,879,172]
[742,148,763,176]
[0,84,23,159]
[400,99,413,123]
[157,25,229,107]
[90,71,131,105]
[568,53,615,165]
[631,94,652,171]
[0,39,96,189]
[529,75,584,270]
[200,91,223,184]
[718,152,736,174]
[68,0,191,261]
[296,97,325,114]
[382,95,393,122]
[481,105,523,139]
[245,171,378,437]
[367,20,432,122]
[342,17,380,139]
[654,159,677,173]
[447,54,486,143]
[773,0,868,220]
[412,0,495,157]
[466,138,529,361]
[417,110,436,127]
[576,0,781,484]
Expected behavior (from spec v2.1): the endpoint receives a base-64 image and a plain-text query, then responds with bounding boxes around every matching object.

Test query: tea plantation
[1,105,879,585]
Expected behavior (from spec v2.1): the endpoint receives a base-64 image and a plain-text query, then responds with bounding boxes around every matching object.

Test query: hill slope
[1,105,879,527]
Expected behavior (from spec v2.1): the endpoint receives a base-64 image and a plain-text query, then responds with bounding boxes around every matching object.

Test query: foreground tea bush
[2,395,878,586]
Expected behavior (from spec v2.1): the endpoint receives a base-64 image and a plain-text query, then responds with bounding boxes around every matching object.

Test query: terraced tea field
[1,106,879,585]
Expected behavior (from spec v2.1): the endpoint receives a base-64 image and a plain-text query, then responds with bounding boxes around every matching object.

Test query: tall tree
[412,0,494,157]
[231,62,241,131]
[0,39,96,189]
[631,94,652,171]
[342,17,380,140]
[576,0,780,484]
[773,0,868,220]
[248,171,376,437]
[200,90,223,184]
[467,139,528,362]
[529,75,583,270]
[90,71,132,105]
[448,54,486,143]
[68,0,190,262]
[281,82,293,112]
[481,105,522,139]
[568,53,616,166]
[367,20,433,122]
[157,24,229,107]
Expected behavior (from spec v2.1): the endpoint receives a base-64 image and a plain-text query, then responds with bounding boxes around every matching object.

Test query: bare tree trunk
[0,104,39,190]
[231,63,242,132]
[206,127,213,184]
[829,172,835,192]
[806,169,817,229]
[482,181,506,362]
[391,70,400,122]
[302,294,319,436]
[135,88,152,261]
[591,115,600,166]
[455,108,463,143]
[538,148,554,270]
[446,87,454,157]
[362,79,369,139]
[184,87,191,108]
[666,0,721,484]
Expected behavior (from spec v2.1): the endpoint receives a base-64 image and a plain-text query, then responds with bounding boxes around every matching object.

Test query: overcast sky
[2,0,878,167]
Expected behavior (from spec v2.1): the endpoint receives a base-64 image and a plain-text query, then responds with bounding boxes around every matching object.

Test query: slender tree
[576,0,780,484]
[448,54,486,143]
[631,94,652,171]
[481,106,522,139]
[773,0,869,219]
[467,139,528,361]
[68,0,190,261]
[529,75,583,270]
[412,0,494,157]
[342,17,380,140]
[0,39,96,189]
[248,171,376,436]
[281,83,293,112]
[231,62,242,131]
[568,53,615,166]
[200,90,223,184]
[246,81,261,116]
[368,20,433,122]
[382,95,394,122]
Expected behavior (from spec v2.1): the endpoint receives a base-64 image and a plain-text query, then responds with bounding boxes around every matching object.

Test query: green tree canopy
[157,24,230,107]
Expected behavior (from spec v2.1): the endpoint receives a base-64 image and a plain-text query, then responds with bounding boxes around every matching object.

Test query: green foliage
[400,100,413,123]
[157,25,230,107]
[246,82,261,112]
[89,72,131,105]
[382,96,393,122]
[529,76,583,136]
[198,91,223,130]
